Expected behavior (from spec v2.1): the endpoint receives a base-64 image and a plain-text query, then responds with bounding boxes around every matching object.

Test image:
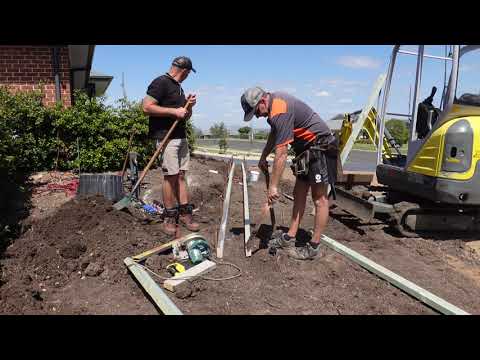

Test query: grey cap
[241,86,266,122]
[172,56,196,73]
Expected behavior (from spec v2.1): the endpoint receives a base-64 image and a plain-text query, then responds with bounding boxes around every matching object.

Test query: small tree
[386,119,409,145]
[218,136,228,154]
[238,126,251,139]
[210,122,229,153]
[210,122,228,138]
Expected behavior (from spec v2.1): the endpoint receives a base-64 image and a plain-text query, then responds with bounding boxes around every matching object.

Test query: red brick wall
[0,46,71,107]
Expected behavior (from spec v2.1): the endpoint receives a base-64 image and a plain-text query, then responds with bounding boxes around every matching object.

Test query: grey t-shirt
[266,92,333,155]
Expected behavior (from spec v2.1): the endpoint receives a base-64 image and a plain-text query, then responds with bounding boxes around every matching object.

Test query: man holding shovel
[240,87,338,260]
[142,56,199,235]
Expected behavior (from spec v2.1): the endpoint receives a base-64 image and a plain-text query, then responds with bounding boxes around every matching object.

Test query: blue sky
[92,45,478,132]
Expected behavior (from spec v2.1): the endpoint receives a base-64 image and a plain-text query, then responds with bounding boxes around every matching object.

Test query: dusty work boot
[269,231,296,249]
[178,203,200,232]
[286,242,322,260]
[162,207,178,236]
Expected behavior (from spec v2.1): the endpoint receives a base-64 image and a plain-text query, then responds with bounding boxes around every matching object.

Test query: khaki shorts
[157,138,190,176]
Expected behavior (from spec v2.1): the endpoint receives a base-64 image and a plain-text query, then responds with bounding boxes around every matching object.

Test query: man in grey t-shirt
[241,87,338,260]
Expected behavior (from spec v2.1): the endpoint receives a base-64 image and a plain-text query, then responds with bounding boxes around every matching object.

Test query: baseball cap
[241,87,266,122]
[172,56,196,73]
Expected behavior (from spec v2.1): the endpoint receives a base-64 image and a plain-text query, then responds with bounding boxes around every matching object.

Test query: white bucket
[248,170,260,183]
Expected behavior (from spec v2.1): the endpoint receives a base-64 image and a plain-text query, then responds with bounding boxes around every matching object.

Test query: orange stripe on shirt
[293,128,317,143]
[276,138,294,148]
[269,98,288,118]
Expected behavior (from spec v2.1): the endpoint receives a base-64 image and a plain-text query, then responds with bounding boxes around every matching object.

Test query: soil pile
[0,157,227,314]
[0,196,155,314]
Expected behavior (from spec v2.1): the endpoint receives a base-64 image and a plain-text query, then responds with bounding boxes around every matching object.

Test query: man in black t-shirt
[142,56,199,236]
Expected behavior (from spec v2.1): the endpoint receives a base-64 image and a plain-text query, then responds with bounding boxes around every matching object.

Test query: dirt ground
[1,155,479,314]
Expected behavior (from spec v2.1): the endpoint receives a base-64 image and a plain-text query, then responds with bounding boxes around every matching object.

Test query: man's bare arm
[261,131,276,159]
[270,144,288,189]
[142,95,187,119]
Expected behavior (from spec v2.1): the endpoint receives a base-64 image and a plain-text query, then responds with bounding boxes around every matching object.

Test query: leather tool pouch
[291,149,310,176]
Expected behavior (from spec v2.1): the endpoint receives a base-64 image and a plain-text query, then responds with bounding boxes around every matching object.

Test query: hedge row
[0,87,197,180]
[0,87,197,240]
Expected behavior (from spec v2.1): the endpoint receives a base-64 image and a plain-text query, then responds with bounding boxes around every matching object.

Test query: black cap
[172,56,196,73]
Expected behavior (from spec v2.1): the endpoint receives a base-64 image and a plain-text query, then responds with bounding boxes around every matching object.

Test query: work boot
[162,207,178,236]
[269,231,296,249]
[286,242,322,261]
[178,203,200,232]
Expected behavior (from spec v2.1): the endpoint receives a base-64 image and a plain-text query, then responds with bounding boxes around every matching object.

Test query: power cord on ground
[132,258,242,282]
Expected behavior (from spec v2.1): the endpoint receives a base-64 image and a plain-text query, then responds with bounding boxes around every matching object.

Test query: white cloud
[315,90,330,97]
[337,56,381,69]
[338,98,353,104]
[325,79,368,88]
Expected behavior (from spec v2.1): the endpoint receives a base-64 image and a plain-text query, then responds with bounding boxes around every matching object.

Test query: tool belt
[290,135,339,199]
[291,148,311,176]
[290,137,336,177]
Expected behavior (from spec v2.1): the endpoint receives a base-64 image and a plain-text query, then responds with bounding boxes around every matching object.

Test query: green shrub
[386,118,409,145]
[218,137,228,153]
[0,87,156,177]
[0,87,161,244]
[185,118,196,152]
[0,87,56,181]
[53,92,154,172]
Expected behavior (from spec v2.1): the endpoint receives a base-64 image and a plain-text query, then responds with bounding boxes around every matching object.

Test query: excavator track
[334,184,480,237]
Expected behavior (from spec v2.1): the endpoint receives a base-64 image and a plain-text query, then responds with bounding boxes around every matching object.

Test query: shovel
[262,168,276,231]
[113,98,194,211]
[246,166,277,254]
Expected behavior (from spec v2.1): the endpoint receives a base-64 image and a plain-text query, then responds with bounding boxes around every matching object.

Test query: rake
[113,99,193,211]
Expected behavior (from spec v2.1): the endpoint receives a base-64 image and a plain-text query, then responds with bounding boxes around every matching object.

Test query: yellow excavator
[335,45,480,236]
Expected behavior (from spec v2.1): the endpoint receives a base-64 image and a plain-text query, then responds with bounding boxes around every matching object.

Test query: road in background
[196,138,377,172]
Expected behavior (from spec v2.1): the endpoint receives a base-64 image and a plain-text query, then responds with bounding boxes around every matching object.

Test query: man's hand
[173,107,188,119]
[268,185,280,205]
[187,94,197,107]
[258,157,269,174]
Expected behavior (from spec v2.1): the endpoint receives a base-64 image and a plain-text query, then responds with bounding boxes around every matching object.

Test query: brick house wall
[0,46,72,107]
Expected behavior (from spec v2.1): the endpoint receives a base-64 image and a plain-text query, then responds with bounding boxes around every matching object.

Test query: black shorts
[296,153,328,185]
[295,144,338,186]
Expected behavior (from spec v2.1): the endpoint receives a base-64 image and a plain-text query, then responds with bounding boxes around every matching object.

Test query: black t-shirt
[146,73,187,140]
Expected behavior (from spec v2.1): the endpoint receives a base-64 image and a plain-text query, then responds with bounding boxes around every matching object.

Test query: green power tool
[186,239,211,265]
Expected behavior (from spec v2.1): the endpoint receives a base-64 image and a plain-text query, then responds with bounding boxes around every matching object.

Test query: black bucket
[77,173,124,202]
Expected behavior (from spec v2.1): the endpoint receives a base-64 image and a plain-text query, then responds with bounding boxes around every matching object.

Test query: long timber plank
[320,235,470,315]
[124,257,183,315]
[216,162,235,258]
[241,162,252,257]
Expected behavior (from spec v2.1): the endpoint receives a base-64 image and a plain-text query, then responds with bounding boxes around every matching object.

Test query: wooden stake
[241,161,252,257]
[216,161,235,258]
